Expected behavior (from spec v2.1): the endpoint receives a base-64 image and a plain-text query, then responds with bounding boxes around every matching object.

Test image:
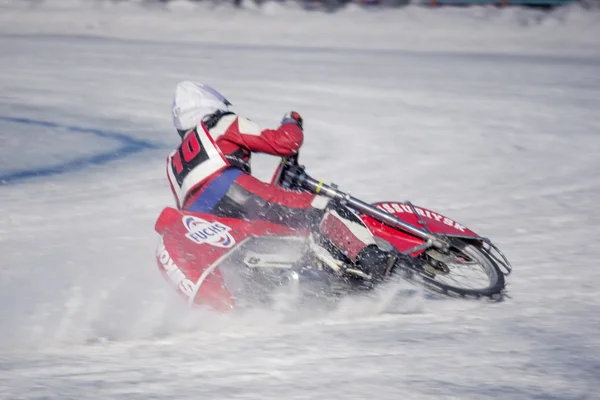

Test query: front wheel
[397,240,506,300]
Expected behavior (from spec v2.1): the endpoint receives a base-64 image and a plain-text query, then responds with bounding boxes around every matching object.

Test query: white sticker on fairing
[183,216,236,248]
[157,238,195,298]
[376,203,466,232]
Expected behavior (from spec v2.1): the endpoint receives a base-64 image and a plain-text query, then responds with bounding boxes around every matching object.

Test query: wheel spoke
[426,246,494,291]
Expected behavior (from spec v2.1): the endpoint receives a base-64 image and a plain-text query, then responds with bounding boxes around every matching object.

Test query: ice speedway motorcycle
[154,156,512,312]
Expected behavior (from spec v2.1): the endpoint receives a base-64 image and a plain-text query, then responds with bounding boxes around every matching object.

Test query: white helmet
[172,81,232,132]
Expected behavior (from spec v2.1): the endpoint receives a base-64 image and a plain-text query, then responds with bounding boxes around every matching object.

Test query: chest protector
[167,122,230,208]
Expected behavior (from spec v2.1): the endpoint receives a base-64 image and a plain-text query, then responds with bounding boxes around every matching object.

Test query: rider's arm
[223,116,304,157]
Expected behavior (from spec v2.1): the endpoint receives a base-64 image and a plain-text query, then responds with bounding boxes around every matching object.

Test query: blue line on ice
[0,116,162,185]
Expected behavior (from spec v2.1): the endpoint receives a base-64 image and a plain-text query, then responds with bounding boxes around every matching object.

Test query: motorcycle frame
[295,171,448,251]
[277,159,512,274]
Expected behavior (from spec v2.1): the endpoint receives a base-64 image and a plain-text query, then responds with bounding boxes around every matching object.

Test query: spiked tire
[393,240,506,300]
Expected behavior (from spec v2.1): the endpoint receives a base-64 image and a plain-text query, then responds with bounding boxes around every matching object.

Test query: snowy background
[1,1,600,399]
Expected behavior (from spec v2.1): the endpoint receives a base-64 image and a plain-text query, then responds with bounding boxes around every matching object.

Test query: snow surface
[1,1,600,399]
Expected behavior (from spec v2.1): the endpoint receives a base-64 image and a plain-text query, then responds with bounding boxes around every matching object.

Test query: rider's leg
[317,201,396,281]
[212,172,324,227]
[203,172,394,280]
[184,168,322,225]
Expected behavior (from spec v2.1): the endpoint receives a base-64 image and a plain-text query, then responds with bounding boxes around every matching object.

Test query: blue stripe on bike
[0,116,163,185]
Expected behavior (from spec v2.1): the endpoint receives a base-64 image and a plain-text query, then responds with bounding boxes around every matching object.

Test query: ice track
[1,8,600,400]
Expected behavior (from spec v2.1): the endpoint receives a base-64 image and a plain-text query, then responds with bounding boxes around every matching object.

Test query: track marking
[0,116,164,185]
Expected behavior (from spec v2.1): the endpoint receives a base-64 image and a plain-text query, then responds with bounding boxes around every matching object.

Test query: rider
[167,81,395,282]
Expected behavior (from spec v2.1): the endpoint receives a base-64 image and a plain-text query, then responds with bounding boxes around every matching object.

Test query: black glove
[281,111,303,130]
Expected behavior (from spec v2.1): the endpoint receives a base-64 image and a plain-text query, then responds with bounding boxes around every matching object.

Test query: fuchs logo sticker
[183,216,235,248]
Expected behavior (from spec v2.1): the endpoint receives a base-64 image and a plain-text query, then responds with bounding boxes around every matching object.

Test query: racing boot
[355,245,397,282]
[316,203,397,282]
[307,233,345,273]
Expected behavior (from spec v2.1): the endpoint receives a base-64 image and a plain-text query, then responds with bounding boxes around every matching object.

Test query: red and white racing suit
[166,112,376,262]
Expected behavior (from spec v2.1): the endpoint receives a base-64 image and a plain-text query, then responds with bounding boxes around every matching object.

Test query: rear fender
[155,207,302,312]
[155,207,182,235]
[156,233,234,312]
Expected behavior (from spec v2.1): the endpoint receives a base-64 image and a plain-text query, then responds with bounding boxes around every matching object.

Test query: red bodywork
[154,201,480,311]
[361,202,479,255]
[155,207,300,311]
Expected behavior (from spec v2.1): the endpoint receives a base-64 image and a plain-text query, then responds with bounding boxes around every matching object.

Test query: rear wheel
[397,240,505,300]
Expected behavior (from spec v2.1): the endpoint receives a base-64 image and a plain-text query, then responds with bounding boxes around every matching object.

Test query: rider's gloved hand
[281,111,303,130]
